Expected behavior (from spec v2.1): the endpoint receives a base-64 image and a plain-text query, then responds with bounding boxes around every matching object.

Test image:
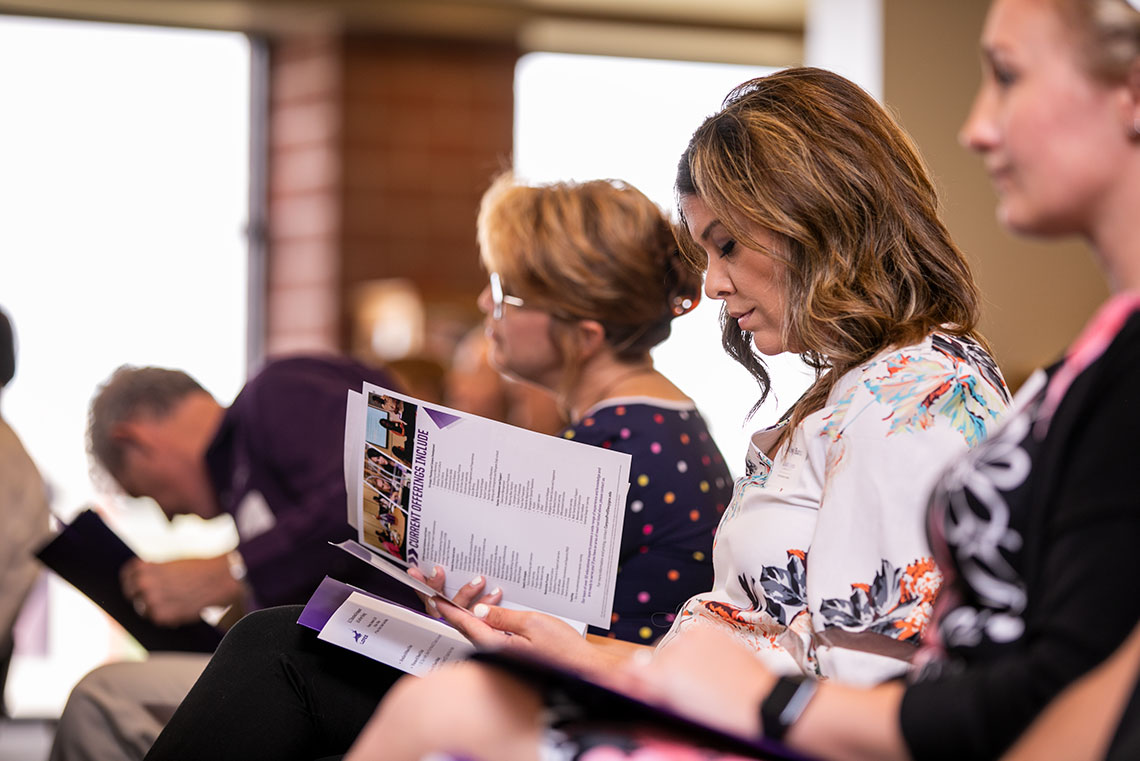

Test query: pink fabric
[1038,291,1140,435]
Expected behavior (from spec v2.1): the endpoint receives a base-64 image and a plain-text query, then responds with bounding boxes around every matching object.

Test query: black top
[901,310,1140,760]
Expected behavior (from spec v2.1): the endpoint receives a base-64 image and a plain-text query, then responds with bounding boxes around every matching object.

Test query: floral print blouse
[656,333,1010,685]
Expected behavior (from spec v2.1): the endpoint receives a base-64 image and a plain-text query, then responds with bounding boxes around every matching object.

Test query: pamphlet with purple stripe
[343,382,631,630]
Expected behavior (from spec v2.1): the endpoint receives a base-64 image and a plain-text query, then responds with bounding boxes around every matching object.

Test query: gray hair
[87,365,209,479]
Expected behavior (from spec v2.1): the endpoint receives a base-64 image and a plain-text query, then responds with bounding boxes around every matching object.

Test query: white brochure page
[331,539,589,635]
[344,390,366,530]
[350,383,631,629]
[318,592,474,676]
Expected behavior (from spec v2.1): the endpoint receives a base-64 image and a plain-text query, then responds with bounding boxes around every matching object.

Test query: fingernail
[469,576,484,587]
[473,603,490,619]
[429,565,441,579]
[489,587,502,597]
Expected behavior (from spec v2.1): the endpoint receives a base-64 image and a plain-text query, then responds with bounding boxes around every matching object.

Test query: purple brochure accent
[298,576,444,632]
[424,407,462,429]
[297,577,383,631]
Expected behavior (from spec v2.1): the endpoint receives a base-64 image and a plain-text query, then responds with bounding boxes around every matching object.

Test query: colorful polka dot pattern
[561,401,733,644]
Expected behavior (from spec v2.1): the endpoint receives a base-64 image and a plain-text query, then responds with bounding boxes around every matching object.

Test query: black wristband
[760,675,817,742]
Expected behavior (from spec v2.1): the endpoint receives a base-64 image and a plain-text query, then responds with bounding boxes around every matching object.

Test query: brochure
[320,591,475,676]
[342,383,632,631]
[300,576,471,676]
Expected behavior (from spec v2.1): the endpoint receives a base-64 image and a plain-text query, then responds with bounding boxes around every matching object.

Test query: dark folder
[471,649,816,761]
[35,509,224,653]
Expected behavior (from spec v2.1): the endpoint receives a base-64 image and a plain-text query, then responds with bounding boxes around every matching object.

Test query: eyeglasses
[489,272,526,320]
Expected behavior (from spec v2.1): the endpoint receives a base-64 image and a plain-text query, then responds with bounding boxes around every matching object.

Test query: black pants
[145,606,403,760]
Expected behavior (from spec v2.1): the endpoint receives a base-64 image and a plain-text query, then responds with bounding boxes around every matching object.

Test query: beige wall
[883,0,1108,388]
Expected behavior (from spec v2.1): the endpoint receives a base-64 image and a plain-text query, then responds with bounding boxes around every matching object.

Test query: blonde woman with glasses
[144,175,735,760]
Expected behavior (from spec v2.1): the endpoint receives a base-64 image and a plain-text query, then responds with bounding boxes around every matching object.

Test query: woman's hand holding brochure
[410,564,645,678]
[407,564,502,617]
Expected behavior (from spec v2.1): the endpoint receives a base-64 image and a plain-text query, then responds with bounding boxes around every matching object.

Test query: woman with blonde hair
[432,173,732,645]
[143,175,734,760]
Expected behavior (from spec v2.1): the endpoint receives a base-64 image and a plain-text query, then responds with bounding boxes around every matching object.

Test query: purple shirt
[204,355,398,608]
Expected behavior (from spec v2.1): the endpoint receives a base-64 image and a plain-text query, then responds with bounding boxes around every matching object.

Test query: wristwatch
[760,675,817,741]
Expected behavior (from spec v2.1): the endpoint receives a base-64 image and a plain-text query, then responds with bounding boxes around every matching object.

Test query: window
[514,52,813,474]
[0,15,249,716]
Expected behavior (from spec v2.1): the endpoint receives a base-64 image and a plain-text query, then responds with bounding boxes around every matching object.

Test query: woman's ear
[1126,58,1140,140]
[574,319,609,360]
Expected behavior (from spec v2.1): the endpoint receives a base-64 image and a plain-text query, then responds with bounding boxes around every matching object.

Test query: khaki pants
[49,653,210,761]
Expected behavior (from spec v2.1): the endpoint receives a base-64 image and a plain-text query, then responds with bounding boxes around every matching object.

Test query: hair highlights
[477,174,701,394]
[676,67,986,435]
[1050,0,1140,82]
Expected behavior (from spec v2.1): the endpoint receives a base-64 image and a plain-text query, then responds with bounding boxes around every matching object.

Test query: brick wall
[264,32,517,356]
[265,34,343,355]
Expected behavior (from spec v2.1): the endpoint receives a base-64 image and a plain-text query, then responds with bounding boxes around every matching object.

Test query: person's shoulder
[231,354,396,427]
[849,332,1007,397]
[582,399,698,430]
[1058,307,1140,421]
[1103,310,1140,374]
[244,354,396,396]
[565,399,696,448]
[823,332,1010,446]
[253,353,392,383]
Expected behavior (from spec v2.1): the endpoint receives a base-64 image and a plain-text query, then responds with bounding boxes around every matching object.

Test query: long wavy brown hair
[675,67,988,441]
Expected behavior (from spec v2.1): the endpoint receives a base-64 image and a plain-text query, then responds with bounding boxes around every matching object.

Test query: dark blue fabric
[564,401,732,643]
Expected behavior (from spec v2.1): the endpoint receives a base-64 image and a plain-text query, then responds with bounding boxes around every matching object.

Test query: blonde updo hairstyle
[477,174,701,398]
[1050,0,1140,83]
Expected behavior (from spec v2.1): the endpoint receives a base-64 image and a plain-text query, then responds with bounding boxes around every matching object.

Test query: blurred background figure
[0,306,52,718]
[50,355,408,761]
[384,356,447,408]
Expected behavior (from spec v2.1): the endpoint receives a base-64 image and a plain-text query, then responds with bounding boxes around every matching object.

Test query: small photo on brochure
[362,392,420,561]
[367,391,418,465]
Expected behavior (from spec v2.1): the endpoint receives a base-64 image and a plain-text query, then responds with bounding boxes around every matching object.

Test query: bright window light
[0,15,249,716]
[514,53,814,475]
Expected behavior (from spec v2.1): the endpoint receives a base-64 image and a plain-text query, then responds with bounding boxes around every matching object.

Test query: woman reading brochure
[354,1,1140,758]
[145,68,1010,761]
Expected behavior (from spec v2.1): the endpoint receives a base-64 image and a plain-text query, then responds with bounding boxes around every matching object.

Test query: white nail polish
[631,648,654,667]
[489,587,502,597]
[473,603,490,619]
[429,566,440,579]
[470,575,484,587]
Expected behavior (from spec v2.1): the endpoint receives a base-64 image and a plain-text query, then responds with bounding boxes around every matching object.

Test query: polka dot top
[561,398,732,643]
